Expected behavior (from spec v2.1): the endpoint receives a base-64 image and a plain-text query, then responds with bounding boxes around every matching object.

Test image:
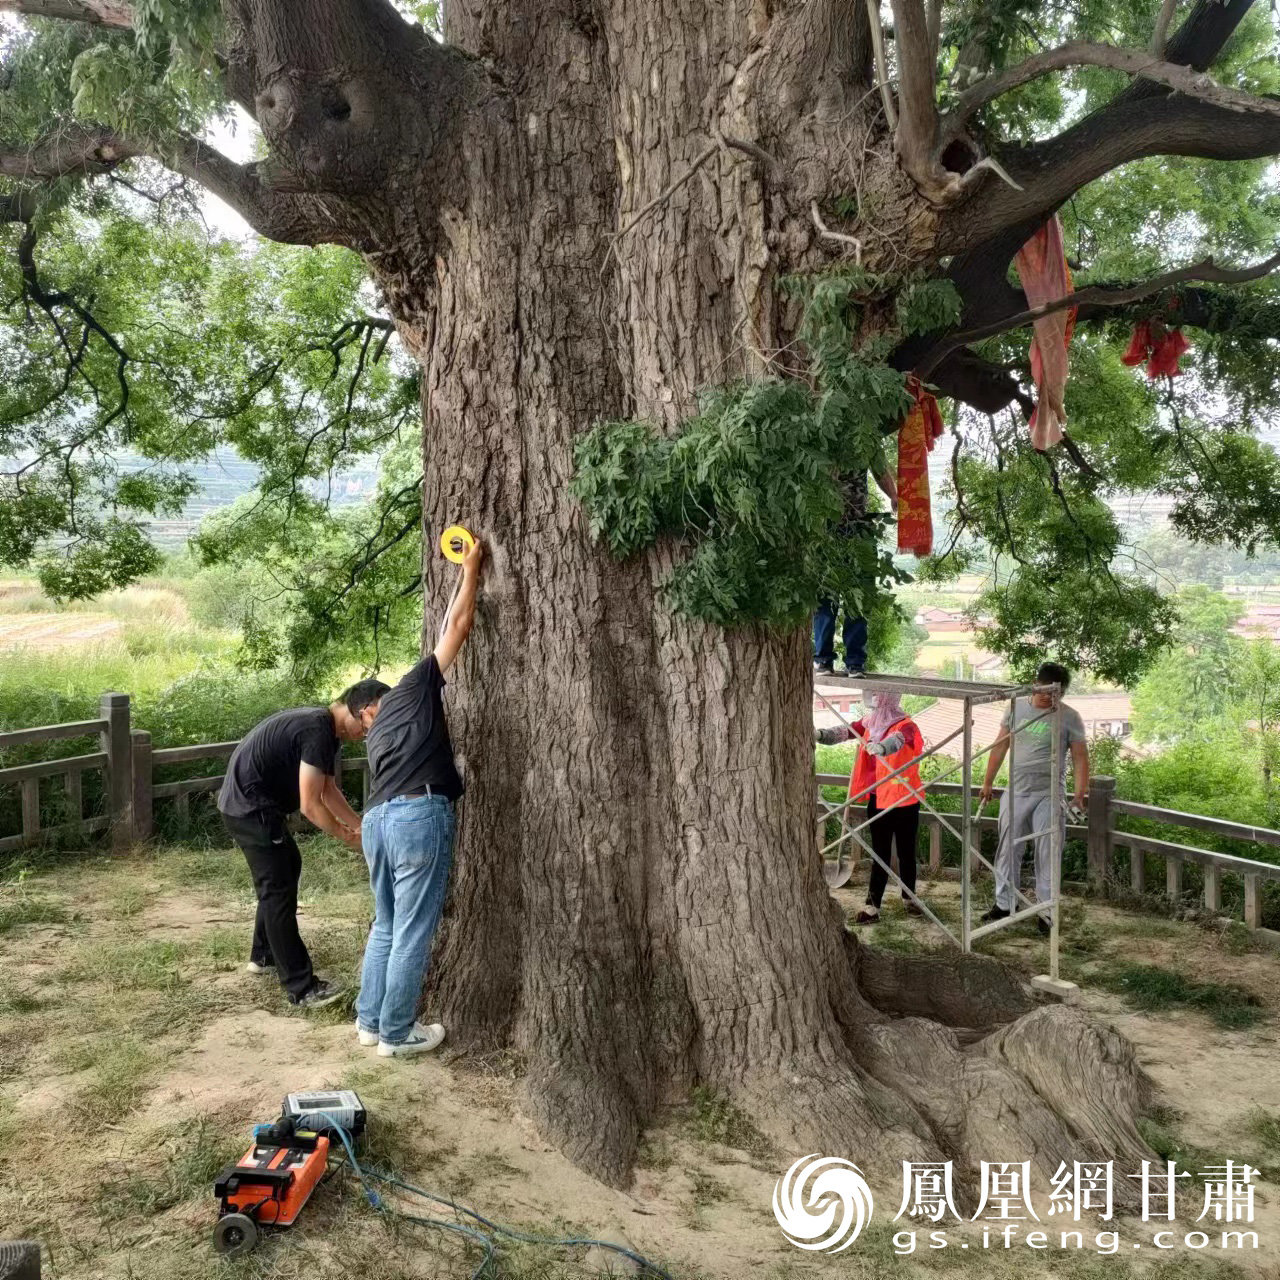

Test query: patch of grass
[681,1168,731,1232]
[861,910,928,955]
[61,938,189,990]
[443,1149,523,1198]
[1135,1103,1279,1187]
[299,834,372,897]
[196,926,246,968]
[152,841,249,884]
[106,879,150,918]
[71,1034,165,1116]
[0,894,68,934]
[635,1132,675,1171]
[684,1086,775,1162]
[1220,920,1265,955]
[97,1116,246,1220]
[688,1169,730,1207]
[1113,914,1183,941]
[1244,1107,1280,1154]
[0,988,42,1016]
[1092,962,1264,1029]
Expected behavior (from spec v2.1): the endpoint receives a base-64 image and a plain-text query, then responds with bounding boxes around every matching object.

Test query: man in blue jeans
[354,536,484,1057]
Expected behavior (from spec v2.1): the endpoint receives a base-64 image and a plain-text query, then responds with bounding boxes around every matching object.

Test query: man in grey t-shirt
[978,662,1090,930]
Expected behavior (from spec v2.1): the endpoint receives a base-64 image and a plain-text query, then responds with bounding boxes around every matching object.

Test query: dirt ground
[1,840,1278,1280]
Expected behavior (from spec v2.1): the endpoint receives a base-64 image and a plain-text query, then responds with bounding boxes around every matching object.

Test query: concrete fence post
[99,693,133,853]
[1087,776,1116,893]
[131,730,153,842]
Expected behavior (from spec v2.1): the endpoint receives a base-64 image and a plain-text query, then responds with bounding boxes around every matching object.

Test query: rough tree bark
[29,0,1276,1190]
[209,0,1167,1191]
[326,0,1154,1191]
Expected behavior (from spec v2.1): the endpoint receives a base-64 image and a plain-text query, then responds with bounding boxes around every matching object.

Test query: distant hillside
[127,448,382,547]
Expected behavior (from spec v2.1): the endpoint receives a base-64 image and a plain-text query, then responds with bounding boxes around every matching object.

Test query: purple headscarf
[863,688,907,743]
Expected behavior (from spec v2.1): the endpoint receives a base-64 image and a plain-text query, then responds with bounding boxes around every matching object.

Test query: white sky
[202,109,259,242]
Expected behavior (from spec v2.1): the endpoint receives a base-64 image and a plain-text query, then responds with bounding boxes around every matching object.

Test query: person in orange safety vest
[816,687,924,924]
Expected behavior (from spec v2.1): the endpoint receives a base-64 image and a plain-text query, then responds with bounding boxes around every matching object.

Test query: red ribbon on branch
[1121,319,1192,378]
[1014,215,1076,451]
[897,375,945,558]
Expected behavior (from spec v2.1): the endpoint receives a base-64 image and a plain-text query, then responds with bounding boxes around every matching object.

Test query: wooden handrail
[1110,799,1280,850]
[0,720,106,750]
[151,741,239,764]
[0,752,107,784]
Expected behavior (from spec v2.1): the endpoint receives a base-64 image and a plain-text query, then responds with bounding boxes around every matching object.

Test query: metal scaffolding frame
[814,672,1066,979]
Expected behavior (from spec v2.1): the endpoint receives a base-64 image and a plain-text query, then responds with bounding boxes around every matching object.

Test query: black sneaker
[292,979,345,1010]
[814,661,835,676]
[1037,916,1052,937]
[838,665,866,678]
[980,905,1010,923]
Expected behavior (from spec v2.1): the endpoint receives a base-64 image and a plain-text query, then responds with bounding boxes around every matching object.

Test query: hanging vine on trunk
[572,270,961,628]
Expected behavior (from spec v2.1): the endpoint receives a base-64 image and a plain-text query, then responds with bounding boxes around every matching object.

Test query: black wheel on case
[213,1213,258,1257]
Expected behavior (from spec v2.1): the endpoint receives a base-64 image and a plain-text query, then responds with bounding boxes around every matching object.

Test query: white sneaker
[246,960,275,976]
[356,1026,379,1047]
[377,1023,446,1057]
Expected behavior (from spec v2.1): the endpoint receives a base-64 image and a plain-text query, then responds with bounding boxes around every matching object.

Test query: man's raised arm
[433,538,485,673]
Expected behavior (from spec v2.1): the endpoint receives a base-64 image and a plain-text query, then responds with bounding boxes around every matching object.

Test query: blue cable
[303,1111,675,1280]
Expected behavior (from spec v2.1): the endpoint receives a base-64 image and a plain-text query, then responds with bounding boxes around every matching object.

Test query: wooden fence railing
[1,696,1276,933]
[819,772,1280,933]
[0,694,370,851]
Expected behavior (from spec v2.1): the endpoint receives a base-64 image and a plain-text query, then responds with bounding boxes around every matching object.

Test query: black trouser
[865,797,921,908]
[221,810,314,1000]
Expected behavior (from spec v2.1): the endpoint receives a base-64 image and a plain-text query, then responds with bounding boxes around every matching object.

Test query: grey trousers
[994,788,1061,912]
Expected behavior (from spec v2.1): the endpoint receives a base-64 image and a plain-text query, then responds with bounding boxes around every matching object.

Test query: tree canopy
[5,2,1280,684]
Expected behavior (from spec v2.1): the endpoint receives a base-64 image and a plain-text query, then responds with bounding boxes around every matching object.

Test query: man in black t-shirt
[352,537,483,1057]
[218,680,389,1008]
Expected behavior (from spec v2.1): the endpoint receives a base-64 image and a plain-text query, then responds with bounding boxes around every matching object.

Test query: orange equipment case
[217,1130,331,1226]
[212,1116,334,1255]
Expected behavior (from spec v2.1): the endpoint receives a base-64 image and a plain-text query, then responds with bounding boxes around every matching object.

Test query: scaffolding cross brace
[813,672,1068,979]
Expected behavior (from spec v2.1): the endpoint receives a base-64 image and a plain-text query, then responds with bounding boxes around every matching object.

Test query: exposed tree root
[844,929,1037,1033]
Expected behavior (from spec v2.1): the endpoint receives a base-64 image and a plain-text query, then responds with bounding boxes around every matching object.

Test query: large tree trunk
[232,0,1157,1192]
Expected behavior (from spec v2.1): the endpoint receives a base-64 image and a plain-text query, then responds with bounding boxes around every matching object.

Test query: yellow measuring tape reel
[439,524,475,563]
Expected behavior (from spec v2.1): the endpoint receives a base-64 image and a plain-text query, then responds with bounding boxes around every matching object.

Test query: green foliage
[975,567,1175,689]
[1095,963,1264,1030]
[0,194,418,635]
[192,431,424,678]
[69,0,224,137]
[36,521,163,602]
[573,272,914,629]
[1132,588,1246,743]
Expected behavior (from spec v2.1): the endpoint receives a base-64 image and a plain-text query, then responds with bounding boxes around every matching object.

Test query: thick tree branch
[920,251,1280,377]
[0,0,131,28]
[946,41,1280,131]
[945,93,1280,253]
[864,0,898,129]
[928,347,1033,417]
[890,0,943,192]
[1151,0,1178,54]
[0,123,351,245]
[940,0,1261,248]
[0,125,137,181]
